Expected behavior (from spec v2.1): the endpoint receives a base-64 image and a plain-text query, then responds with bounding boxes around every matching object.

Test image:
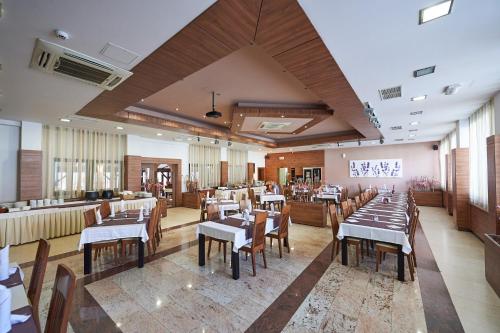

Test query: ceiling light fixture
[380,137,384,144]
[443,83,462,95]
[410,121,419,126]
[413,66,436,77]
[419,0,453,24]
[156,133,163,136]
[60,118,71,122]
[197,136,200,142]
[411,95,427,101]
[409,134,416,138]
[214,139,219,144]
[116,126,124,130]
[280,114,285,118]
[140,98,144,102]
[210,140,215,144]
[227,141,232,147]
[175,107,179,111]
[205,92,222,118]
[410,110,424,115]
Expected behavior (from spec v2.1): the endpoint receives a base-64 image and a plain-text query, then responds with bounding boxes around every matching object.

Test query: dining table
[78,209,149,274]
[337,193,410,281]
[0,263,38,332]
[196,209,289,279]
[255,193,286,210]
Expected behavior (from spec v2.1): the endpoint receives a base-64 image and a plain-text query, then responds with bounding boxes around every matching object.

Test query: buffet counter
[0,197,156,247]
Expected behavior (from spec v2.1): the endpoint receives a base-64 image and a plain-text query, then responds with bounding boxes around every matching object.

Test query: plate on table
[347,218,360,223]
[390,218,402,222]
[387,225,402,229]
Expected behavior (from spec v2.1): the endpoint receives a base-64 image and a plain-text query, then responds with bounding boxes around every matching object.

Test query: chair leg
[278,238,283,258]
[113,243,118,260]
[121,242,127,257]
[375,251,380,272]
[207,239,212,259]
[93,248,98,261]
[407,255,415,281]
[270,238,272,248]
[412,249,417,267]
[251,253,256,276]
[355,245,360,266]
[147,241,152,256]
[223,243,227,263]
[286,237,290,253]
[331,241,335,261]
[262,249,267,268]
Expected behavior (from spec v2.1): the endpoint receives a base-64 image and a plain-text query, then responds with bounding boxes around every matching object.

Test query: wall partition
[42,125,126,199]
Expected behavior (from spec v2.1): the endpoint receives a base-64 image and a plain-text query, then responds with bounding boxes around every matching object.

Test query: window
[188,145,221,188]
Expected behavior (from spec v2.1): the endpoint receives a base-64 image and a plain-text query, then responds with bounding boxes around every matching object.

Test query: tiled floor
[419,206,500,333]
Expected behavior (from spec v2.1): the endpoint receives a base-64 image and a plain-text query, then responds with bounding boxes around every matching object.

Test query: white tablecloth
[218,203,240,218]
[337,223,411,254]
[0,198,156,247]
[78,222,149,250]
[314,193,340,200]
[258,194,285,204]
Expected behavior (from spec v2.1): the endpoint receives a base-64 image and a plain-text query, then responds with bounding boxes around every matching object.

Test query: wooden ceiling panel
[255,0,318,56]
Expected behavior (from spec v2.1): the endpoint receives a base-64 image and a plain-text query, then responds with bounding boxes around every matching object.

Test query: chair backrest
[358,183,363,194]
[252,212,267,250]
[340,201,351,219]
[239,199,251,212]
[360,192,366,203]
[278,205,291,236]
[44,264,76,333]
[329,204,339,240]
[83,208,96,227]
[147,207,159,239]
[206,203,219,220]
[100,200,111,218]
[28,239,50,331]
[354,196,361,209]
[158,197,168,218]
[347,198,354,213]
[408,208,420,247]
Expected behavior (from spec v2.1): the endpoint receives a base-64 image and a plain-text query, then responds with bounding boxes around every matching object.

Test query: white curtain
[188,144,220,188]
[228,149,248,184]
[439,134,450,189]
[42,125,126,199]
[469,100,494,209]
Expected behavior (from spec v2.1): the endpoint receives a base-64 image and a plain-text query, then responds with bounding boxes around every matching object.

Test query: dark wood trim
[452,148,469,230]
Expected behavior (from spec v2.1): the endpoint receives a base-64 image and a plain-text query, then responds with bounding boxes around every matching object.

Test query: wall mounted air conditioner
[29,39,133,90]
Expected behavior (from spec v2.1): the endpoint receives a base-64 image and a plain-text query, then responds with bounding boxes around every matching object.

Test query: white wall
[126,135,190,191]
[220,147,227,161]
[248,150,266,180]
[20,121,43,150]
[0,121,21,202]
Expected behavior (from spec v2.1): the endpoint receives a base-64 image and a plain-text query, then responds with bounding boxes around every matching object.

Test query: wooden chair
[157,197,168,240]
[206,204,227,263]
[83,208,118,260]
[121,206,160,256]
[27,239,50,332]
[375,208,420,281]
[267,205,291,258]
[239,199,251,212]
[329,204,361,265]
[360,192,366,204]
[240,212,268,276]
[354,196,362,209]
[248,188,257,209]
[100,200,111,218]
[199,192,208,222]
[358,183,363,195]
[340,201,351,219]
[44,264,76,333]
[347,198,354,212]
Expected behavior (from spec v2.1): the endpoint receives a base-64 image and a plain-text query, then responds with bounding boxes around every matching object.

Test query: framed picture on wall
[349,159,402,178]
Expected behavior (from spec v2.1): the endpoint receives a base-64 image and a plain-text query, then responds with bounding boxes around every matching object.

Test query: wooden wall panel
[19,150,42,200]
[124,155,142,192]
[446,154,453,216]
[469,204,492,242]
[265,150,324,183]
[452,148,469,231]
[220,161,228,186]
[247,162,255,183]
[413,191,443,207]
[289,201,327,227]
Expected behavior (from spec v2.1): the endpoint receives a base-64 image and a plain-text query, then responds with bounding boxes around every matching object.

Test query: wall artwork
[349,159,402,178]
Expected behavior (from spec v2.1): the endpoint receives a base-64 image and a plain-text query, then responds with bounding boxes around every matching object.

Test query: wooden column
[446,154,453,215]
[220,161,228,186]
[124,155,142,192]
[247,162,255,183]
[452,148,469,231]
[18,150,42,200]
[487,135,500,235]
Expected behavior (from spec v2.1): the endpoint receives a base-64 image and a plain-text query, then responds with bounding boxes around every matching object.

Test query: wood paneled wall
[445,154,453,215]
[247,162,255,183]
[452,148,470,231]
[18,150,42,200]
[220,161,228,186]
[124,155,142,192]
[264,150,324,183]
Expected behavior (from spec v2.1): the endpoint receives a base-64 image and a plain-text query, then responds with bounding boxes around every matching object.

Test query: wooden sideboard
[289,201,327,227]
[413,190,443,207]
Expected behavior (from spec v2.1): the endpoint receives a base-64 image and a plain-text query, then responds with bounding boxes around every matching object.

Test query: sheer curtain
[469,100,494,209]
[42,125,126,199]
[228,149,248,184]
[188,144,220,188]
[439,135,450,189]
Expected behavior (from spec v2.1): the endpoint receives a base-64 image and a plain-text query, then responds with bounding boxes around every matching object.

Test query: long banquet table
[0,197,156,247]
[196,210,289,279]
[0,264,37,332]
[337,192,410,281]
[78,209,150,274]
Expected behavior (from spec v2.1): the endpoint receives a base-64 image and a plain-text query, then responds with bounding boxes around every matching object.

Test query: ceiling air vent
[390,125,402,130]
[378,86,402,100]
[410,111,423,115]
[394,138,404,142]
[30,39,132,90]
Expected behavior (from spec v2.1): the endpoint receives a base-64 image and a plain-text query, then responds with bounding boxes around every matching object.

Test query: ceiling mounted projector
[443,84,462,95]
[205,91,222,118]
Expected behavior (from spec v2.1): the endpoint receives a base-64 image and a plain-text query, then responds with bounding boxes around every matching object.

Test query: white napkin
[96,209,103,225]
[110,204,115,217]
[0,246,9,281]
[0,285,11,333]
[10,314,30,324]
[219,210,224,220]
[270,203,275,215]
[8,267,23,282]
[137,206,144,222]
[120,200,126,212]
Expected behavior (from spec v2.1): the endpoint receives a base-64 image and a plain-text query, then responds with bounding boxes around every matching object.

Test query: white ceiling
[0,0,499,151]
[298,0,500,144]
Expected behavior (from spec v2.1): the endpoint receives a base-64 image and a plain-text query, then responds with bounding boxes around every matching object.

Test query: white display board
[349,159,402,178]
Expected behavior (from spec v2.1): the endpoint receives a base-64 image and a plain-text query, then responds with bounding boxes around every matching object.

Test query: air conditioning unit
[29,39,133,90]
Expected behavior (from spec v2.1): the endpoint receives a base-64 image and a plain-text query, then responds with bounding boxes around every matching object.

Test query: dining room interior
[0,0,499,332]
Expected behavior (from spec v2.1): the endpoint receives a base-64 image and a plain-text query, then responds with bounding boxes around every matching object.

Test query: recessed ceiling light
[187,137,192,141]
[140,98,144,102]
[175,107,179,111]
[411,95,427,101]
[237,124,240,127]
[409,134,416,138]
[419,0,453,24]
[60,118,71,122]
[239,113,243,117]
[203,115,207,118]
[156,133,163,136]
[210,140,215,144]
[410,121,419,126]
[414,66,436,78]
[304,125,308,128]
[116,126,124,130]
[258,148,262,151]
[280,114,285,118]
